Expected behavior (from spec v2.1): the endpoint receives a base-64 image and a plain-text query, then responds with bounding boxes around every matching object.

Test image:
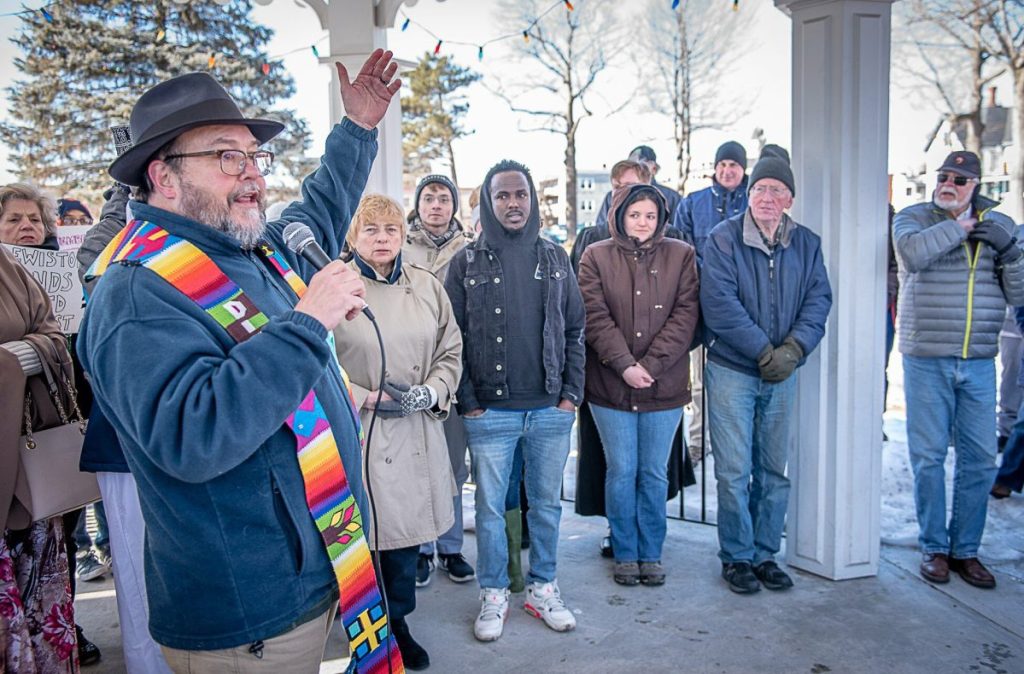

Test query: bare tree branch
[490,0,627,239]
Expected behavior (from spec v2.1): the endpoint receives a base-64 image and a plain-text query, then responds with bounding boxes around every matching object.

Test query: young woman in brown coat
[577,183,699,586]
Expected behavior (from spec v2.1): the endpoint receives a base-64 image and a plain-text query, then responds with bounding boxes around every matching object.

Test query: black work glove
[374,379,434,419]
[758,337,804,383]
[970,220,1023,264]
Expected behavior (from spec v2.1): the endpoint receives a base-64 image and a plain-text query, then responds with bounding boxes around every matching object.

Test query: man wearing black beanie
[700,155,832,595]
[672,140,750,462]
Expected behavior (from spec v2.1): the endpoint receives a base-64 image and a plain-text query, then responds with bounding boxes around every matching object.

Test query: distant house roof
[924,105,1014,153]
[954,105,1013,148]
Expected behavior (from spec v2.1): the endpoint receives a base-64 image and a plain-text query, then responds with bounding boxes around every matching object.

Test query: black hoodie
[477,161,553,408]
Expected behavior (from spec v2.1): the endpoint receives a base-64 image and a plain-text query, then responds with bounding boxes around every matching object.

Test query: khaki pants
[161,602,337,674]
[687,348,710,462]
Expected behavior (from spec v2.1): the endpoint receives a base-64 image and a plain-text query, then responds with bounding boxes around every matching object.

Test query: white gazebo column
[305,0,404,197]
[775,0,895,580]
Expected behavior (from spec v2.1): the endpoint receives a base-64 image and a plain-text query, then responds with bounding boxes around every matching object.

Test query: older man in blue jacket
[700,157,832,595]
[78,53,401,672]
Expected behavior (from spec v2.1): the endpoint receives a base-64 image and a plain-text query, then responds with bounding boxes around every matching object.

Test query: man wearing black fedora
[78,50,403,672]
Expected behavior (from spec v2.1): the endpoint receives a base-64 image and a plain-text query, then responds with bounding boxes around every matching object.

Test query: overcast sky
[0,0,1002,193]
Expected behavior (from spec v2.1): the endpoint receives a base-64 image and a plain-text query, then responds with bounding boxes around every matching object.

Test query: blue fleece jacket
[700,211,832,377]
[76,119,377,650]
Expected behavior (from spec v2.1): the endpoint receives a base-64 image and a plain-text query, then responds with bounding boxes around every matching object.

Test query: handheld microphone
[285,222,390,666]
[282,222,375,320]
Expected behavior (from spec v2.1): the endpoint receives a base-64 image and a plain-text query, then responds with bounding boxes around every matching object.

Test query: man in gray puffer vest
[894,150,1024,590]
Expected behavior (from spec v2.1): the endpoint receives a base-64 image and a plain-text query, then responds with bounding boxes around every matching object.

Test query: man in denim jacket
[444,160,585,642]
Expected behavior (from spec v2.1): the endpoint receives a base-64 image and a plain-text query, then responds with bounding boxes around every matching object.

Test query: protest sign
[3,244,84,333]
[56,225,93,252]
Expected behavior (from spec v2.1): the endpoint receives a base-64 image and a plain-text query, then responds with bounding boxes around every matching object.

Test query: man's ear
[147,160,179,201]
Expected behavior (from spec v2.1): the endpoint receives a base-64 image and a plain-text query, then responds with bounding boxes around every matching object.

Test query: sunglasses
[937,173,973,186]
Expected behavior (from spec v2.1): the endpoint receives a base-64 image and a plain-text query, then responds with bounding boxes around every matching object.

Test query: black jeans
[374,545,418,622]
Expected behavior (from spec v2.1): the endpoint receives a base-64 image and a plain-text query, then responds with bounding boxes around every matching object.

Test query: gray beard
[180,180,267,248]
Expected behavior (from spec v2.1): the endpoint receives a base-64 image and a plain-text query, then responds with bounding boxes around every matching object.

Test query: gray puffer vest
[893,195,1024,359]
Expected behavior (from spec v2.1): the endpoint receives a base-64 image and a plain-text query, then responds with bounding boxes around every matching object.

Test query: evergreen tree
[401,52,480,186]
[1,0,314,196]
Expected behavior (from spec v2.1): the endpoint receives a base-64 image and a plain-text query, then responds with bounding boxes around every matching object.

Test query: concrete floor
[75,497,1024,674]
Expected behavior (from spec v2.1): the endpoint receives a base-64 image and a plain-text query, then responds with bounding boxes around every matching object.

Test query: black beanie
[414,174,459,216]
[714,141,747,170]
[749,157,795,197]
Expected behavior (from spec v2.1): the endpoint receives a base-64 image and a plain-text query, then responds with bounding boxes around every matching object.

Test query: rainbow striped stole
[94,220,403,673]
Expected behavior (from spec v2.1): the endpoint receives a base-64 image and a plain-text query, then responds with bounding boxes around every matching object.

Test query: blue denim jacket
[77,119,376,650]
[444,237,585,413]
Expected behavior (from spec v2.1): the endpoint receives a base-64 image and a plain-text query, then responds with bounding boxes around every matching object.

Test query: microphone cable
[359,309,396,674]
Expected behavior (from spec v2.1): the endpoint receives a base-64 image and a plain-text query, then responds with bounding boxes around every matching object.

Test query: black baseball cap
[938,151,981,180]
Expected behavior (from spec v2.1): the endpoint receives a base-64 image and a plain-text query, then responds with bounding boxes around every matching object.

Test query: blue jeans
[589,403,682,562]
[903,355,998,558]
[504,441,525,511]
[706,360,796,565]
[464,407,575,589]
[996,396,1024,492]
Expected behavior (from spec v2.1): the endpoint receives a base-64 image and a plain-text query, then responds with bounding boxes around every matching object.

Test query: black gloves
[758,337,804,383]
[375,379,434,419]
[970,220,1023,264]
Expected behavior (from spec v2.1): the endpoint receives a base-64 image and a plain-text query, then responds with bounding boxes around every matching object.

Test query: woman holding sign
[0,183,58,249]
[1,182,102,668]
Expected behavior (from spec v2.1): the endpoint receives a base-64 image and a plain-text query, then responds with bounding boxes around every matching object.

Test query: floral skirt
[1,517,79,673]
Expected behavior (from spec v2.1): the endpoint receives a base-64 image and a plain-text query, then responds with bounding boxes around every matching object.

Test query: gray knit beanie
[759,144,791,165]
[749,157,795,197]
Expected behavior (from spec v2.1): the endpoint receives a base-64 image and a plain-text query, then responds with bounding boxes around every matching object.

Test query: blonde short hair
[347,194,406,248]
[0,182,58,239]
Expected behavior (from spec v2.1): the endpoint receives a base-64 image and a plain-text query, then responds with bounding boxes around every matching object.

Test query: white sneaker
[474,587,510,642]
[524,580,576,632]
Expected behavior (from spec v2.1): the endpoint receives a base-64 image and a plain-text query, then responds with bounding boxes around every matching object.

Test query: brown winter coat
[333,260,462,550]
[0,246,75,531]
[578,184,700,413]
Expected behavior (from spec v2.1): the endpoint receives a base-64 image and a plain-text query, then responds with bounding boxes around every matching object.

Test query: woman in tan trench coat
[333,194,462,671]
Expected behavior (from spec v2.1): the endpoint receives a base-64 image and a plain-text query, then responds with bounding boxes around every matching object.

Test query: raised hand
[336,48,402,130]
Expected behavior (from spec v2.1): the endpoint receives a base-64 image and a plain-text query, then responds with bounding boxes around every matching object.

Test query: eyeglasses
[937,173,974,186]
[62,217,93,226]
[751,184,790,198]
[163,149,275,176]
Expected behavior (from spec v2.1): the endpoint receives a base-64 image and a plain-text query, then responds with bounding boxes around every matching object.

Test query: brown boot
[950,557,996,589]
[920,552,950,583]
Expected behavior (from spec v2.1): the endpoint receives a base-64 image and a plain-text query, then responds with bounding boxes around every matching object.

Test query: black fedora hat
[109,72,285,187]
